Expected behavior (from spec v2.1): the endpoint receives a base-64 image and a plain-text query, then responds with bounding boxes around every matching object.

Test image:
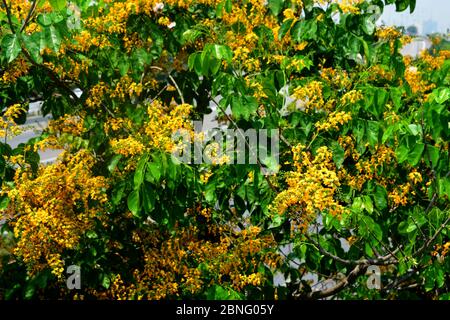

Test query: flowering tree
[0,0,449,300]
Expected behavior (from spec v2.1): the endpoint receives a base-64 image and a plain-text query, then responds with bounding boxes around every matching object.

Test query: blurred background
[381,0,450,35]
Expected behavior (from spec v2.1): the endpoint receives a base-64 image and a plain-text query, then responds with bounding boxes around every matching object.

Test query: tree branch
[305,233,398,266]
[413,215,450,257]
[295,264,369,300]
[2,0,16,33]
[20,0,39,33]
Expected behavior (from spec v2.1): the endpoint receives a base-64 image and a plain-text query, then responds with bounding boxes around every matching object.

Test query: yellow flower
[283,9,296,21]
[316,111,352,131]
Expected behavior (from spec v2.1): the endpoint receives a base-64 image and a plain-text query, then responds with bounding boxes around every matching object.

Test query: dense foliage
[0,0,449,300]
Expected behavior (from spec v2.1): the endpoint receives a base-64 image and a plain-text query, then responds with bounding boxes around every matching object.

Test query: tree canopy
[0,0,449,300]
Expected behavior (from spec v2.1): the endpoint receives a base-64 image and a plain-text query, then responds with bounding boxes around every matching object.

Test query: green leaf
[134,154,149,190]
[24,284,36,300]
[396,144,409,164]
[269,214,285,229]
[146,162,162,183]
[101,274,111,289]
[111,183,126,206]
[225,0,232,13]
[409,0,416,12]
[407,143,424,166]
[0,195,10,210]
[231,95,258,121]
[2,34,22,63]
[49,0,67,11]
[86,230,98,239]
[373,185,387,210]
[44,25,62,52]
[182,29,202,45]
[366,121,380,147]
[206,285,242,300]
[330,141,345,169]
[406,222,417,233]
[142,186,155,214]
[395,0,409,12]
[127,190,140,217]
[382,124,395,143]
[433,87,450,104]
[37,14,53,27]
[278,19,293,40]
[425,145,440,168]
[364,242,374,257]
[362,195,374,214]
[107,154,122,173]
[362,16,376,35]
[268,0,283,16]
[22,32,43,63]
[210,44,232,62]
[118,60,129,76]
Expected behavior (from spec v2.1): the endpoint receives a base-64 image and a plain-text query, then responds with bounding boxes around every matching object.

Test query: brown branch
[295,264,369,300]
[21,50,80,102]
[2,0,16,34]
[20,0,38,33]
[149,66,185,104]
[413,215,450,257]
[305,233,398,266]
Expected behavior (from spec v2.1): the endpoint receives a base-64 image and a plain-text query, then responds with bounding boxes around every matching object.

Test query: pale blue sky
[380,0,450,34]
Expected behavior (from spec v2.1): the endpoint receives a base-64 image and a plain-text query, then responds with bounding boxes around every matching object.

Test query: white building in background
[401,37,432,57]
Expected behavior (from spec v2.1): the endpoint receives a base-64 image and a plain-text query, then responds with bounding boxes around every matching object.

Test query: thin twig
[210,96,278,191]
[20,0,39,33]
[2,0,16,33]
[149,66,185,104]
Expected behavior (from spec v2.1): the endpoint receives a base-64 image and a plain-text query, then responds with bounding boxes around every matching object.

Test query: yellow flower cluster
[86,82,109,109]
[404,66,435,95]
[104,117,133,135]
[272,145,344,232]
[376,26,402,41]
[0,104,25,138]
[55,55,92,81]
[111,136,146,157]
[338,0,364,14]
[71,30,111,52]
[350,145,396,190]
[48,114,86,137]
[110,76,143,100]
[420,50,446,71]
[320,67,351,89]
[123,33,147,52]
[316,111,352,131]
[204,142,231,165]
[1,58,30,83]
[388,183,412,207]
[6,150,108,276]
[340,89,364,105]
[106,218,278,299]
[408,171,423,184]
[432,242,450,258]
[144,100,193,153]
[84,0,222,35]
[367,65,394,82]
[283,9,297,21]
[292,81,325,112]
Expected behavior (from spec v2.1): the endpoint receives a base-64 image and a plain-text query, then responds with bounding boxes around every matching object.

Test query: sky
[380,0,450,34]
